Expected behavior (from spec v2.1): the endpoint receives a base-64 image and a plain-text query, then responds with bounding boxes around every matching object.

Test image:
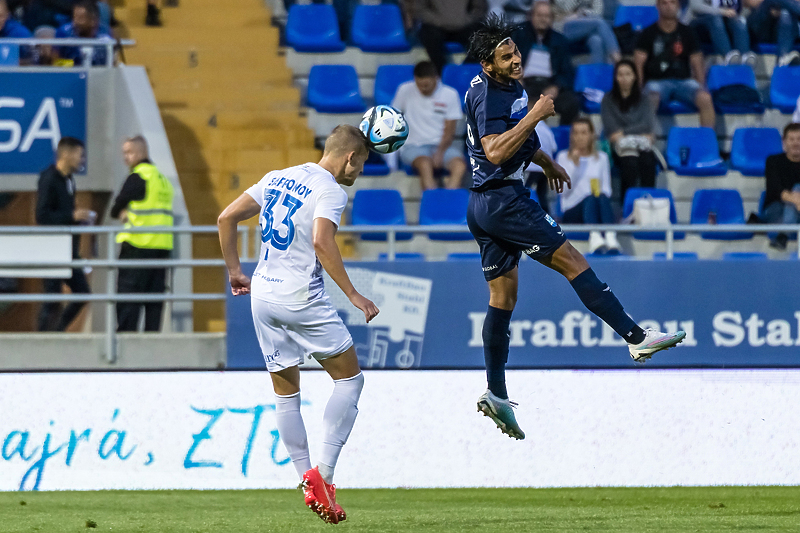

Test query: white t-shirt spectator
[792,95,800,123]
[392,80,463,147]
[526,122,557,173]
[555,150,611,212]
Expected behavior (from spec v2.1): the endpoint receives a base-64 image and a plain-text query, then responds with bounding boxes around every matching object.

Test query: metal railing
[0,38,135,68]
[1,222,799,363]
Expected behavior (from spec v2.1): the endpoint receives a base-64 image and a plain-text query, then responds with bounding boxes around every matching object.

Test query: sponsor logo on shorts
[265,349,280,363]
[544,214,557,227]
[482,265,498,272]
[524,245,540,254]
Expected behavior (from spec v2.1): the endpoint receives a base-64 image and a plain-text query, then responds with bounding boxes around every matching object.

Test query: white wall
[1,369,798,491]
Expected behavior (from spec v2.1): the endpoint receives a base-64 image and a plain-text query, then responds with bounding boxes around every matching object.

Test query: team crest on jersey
[510,93,528,120]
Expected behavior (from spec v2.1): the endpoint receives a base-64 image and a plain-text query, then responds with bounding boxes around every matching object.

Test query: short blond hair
[323,125,368,157]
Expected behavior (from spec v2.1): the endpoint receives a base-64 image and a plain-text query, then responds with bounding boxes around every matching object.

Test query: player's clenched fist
[531,94,555,120]
[228,271,251,296]
[349,293,380,323]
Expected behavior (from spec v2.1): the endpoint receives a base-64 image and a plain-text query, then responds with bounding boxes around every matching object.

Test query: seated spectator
[489,0,534,24]
[56,0,113,67]
[552,0,621,64]
[556,118,622,254]
[513,1,581,125]
[31,25,72,66]
[635,0,716,128]
[763,123,800,249]
[747,0,800,66]
[392,60,467,190]
[688,0,754,66]
[404,0,487,73]
[524,121,557,214]
[601,59,658,201]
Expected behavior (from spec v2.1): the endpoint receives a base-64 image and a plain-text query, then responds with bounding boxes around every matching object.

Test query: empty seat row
[666,127,782,177]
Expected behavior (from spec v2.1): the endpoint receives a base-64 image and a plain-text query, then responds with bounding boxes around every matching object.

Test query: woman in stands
[556,118,621,255]
[601,59,657,203]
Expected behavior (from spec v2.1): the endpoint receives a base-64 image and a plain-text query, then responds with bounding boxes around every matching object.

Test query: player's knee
[334,372,364,404]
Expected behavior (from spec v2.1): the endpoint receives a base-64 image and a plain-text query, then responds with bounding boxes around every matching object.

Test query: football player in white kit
[218,125,379,524]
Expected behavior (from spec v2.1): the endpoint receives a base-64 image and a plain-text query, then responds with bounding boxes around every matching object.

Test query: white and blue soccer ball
[359,105,409,154]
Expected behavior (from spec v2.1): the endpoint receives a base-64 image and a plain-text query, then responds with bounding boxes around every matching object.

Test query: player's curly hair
[467,13,518,64]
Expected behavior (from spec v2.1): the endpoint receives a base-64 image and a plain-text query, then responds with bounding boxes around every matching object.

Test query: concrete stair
[117,0,320,331]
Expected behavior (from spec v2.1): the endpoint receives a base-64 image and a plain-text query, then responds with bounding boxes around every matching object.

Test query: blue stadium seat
[351,189,413,241]
[666,127,727,176]
[551,125,571,154]
[622,187,685,240]
[722,252,768,260]
[690,189,752,240]
[362,151,390,176]
[378,252,425,261]
[529,188,539,204]
[706,65,764,114]
[444,42,465,54]
[730,128,782,176]
[574,63,614,113]
[657,100,697,115]
[374,65,414,106]
[442,63,483,108]
[614,5,658,31]
[770,66,800,113]
[285,5,345,53]
[307,65,366,113]
[653,252,699,260]
[419,189,472,241]
[447,252,482,261]
[351,4,410,53]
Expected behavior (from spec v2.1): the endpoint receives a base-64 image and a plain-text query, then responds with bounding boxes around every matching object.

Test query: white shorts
[251,295,354,373]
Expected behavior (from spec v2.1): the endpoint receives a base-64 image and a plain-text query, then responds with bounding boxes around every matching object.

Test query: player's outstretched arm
[531,150,571,193]
[312,217,379,323]
[481,94,555,166]
[218,193,261,296]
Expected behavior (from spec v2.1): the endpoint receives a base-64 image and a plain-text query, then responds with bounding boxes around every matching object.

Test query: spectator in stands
[601,59,658,202]
[36,137,93,332]
[556,118,622,255]
[552,0,621,64]
[0,0,30,38]
[110,136,174,332]
[31,25,71,66]
[688,0,754,66]
[56,0,114,67]
[763,123,800,249]
[404,0,488,73]
[489,0,534,24]
[524,121,557,214]
[747,0,800,67]
[513,1,581,125]
[392,61,467,190]
[635,0,716,128]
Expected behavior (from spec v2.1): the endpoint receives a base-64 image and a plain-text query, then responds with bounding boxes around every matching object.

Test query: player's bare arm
[481,94,555,165]
[312,217,379,323]
[531,149,571,193]
[217,193,261,296]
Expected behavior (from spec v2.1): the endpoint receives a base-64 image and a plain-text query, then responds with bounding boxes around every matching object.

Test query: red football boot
[302,467,340,524]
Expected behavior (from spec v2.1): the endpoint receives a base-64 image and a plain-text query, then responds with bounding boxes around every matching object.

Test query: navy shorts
[467,180,567,281]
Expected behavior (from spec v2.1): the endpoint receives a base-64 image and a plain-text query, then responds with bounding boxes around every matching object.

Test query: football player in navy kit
[465,15,685,440]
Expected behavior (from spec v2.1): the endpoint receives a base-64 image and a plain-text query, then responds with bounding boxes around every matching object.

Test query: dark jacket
[512,23,575,90]
[36,164,80,257]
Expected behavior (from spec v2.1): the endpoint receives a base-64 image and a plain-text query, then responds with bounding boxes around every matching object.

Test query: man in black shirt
[634,0,716,128]
[764,123,800,249]
[35,136,92,331]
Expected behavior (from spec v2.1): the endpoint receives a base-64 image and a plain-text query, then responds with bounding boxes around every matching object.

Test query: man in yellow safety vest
[110,135,174,331]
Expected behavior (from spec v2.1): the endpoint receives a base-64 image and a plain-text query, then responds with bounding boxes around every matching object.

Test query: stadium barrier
[1,369,798,491]
[0,38,135,68]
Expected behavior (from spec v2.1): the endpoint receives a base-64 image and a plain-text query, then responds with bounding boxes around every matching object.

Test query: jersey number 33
[260,188,304,258]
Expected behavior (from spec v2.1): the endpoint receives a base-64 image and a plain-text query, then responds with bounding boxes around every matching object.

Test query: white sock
[274,391,312,479]
[318,373,364,484]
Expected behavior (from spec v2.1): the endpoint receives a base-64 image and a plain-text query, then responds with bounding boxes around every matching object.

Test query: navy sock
[569,269,645,345]
[482,306,513,399]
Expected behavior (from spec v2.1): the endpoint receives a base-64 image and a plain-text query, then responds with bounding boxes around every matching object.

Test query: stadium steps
[117,0,321,331]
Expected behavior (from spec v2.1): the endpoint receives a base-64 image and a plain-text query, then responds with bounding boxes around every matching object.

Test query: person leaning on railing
[110,135,174,332]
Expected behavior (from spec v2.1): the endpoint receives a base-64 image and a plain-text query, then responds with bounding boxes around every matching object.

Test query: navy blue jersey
[465,71,541,190]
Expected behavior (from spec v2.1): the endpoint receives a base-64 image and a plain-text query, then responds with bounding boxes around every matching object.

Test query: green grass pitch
[2,486,799,532]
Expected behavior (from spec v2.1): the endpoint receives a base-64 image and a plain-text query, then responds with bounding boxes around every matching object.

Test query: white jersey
[246,162,348,304]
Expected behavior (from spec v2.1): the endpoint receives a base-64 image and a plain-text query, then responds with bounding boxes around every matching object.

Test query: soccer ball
[359,105,409,154]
